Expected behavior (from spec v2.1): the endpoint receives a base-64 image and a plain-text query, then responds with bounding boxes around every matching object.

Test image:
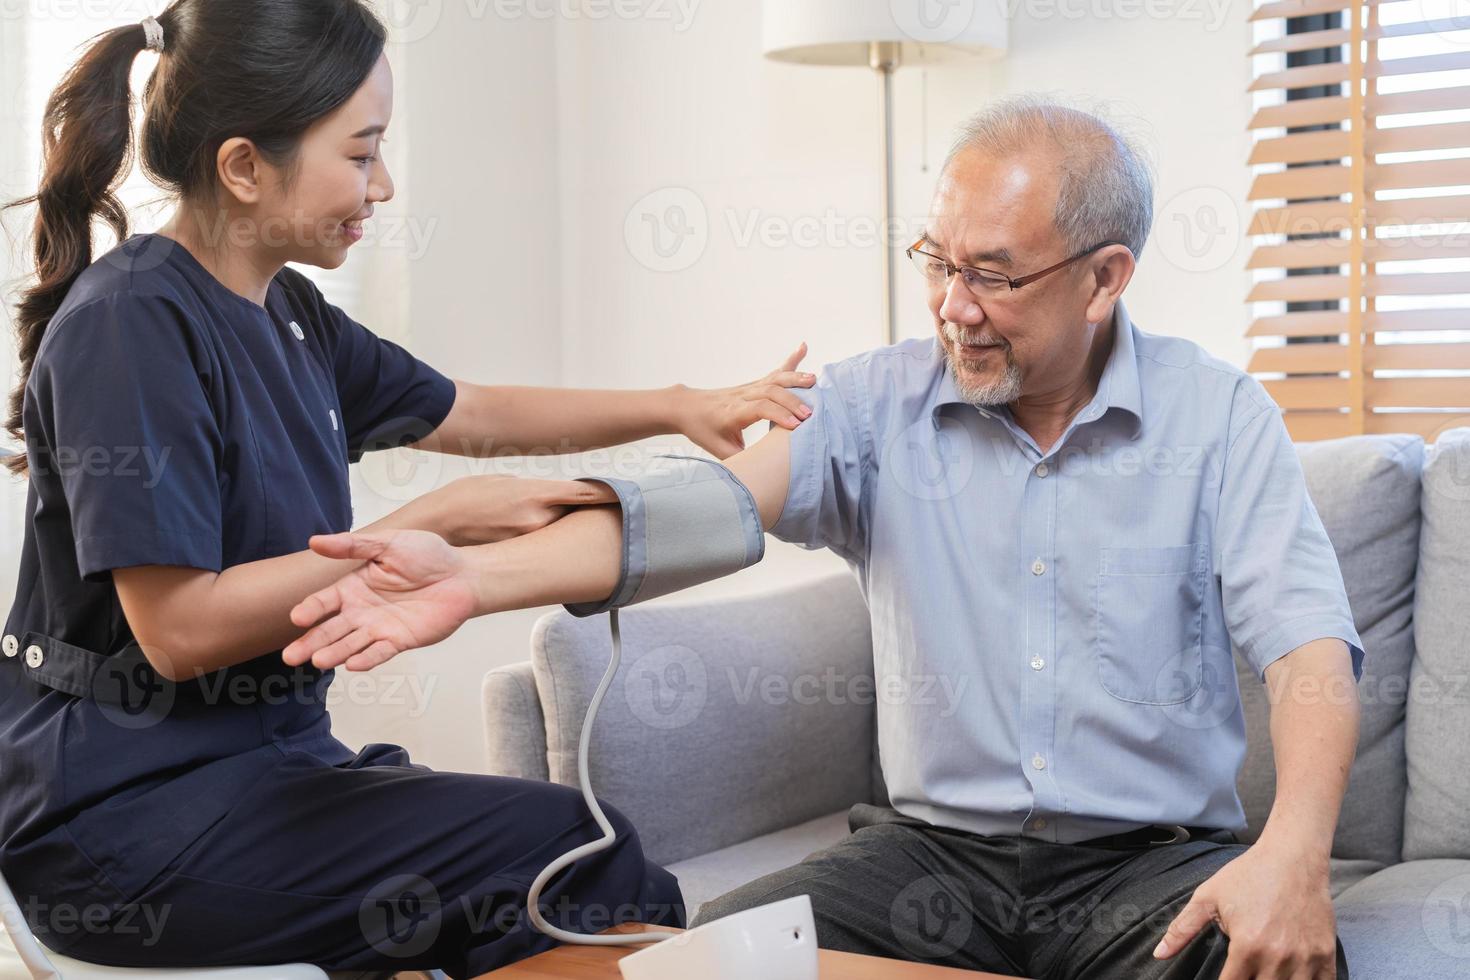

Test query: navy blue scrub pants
[46,744,685,978]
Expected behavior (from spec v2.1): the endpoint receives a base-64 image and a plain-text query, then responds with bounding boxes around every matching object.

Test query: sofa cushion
[1329,858,1387,898]
[1405,427,1470,860]
[1235,433,1423,867]
[1334,858,1470,978]
[532,573,875,866]
[665,809,852,918]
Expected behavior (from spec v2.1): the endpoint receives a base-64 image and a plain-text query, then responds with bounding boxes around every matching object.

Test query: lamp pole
[871,41,900,347]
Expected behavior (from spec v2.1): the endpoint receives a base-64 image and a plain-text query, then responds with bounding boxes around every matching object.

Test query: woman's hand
[423,474,617,547]
[283,529,479,671]
[673,344,816,458]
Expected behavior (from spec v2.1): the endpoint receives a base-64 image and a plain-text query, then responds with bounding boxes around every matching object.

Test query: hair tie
[140,16,165,52]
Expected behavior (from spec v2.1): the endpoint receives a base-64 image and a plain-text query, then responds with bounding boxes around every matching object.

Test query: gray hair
[942,96,1155,261]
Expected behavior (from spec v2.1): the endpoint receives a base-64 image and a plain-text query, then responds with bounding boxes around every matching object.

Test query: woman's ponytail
[1,20,158,476]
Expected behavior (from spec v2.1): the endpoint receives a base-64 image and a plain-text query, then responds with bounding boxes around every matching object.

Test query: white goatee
[942,323,1023,406]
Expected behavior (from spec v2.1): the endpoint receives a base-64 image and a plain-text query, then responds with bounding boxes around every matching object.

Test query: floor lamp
[761,0,1006,345]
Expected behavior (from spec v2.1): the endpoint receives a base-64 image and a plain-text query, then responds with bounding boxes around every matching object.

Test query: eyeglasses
[906,239,1123,294]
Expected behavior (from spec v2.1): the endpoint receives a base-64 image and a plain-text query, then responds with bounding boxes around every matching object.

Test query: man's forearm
[462,503,626,616]
[1256,637,1361,862]
[453,427,796,617]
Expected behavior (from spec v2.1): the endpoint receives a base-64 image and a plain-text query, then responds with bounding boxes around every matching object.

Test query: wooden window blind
[1247,0,1470,441]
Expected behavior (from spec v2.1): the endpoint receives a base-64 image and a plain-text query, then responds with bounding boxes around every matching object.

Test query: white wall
[325,0,1254,773]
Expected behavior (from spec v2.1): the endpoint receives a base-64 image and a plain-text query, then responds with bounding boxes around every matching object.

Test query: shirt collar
[931,297,1144,439]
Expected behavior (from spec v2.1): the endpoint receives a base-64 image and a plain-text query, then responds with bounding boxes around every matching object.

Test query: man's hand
[1155,839,1339,979]
[282,529,480,672]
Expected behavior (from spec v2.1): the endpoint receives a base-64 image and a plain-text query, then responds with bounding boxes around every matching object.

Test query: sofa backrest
[1404,427,1470,860]
[1235,432,1424,868]
[528,573,875,866]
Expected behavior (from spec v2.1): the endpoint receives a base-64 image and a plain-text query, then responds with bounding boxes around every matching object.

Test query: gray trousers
[691,804,1349,980]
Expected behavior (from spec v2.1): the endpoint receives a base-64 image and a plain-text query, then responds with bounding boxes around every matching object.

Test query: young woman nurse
[0,1,813,975]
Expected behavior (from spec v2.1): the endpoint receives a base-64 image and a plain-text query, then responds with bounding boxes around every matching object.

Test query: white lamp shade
[763,0,1007,66]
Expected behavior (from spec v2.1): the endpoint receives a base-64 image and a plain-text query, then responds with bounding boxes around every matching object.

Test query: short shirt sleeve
[1216,379,1366,682]
[769,356,873,565]
[30,293,223,581]
[303,280,457,463]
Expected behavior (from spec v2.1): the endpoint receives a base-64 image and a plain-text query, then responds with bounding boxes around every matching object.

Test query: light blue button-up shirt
[772,298,1365,844]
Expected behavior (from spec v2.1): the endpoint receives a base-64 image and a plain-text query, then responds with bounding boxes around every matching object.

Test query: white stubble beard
[941,322,1024,407]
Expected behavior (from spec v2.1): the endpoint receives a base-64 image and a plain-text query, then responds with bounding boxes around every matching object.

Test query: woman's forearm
[123,492,457,679]
[419,382,685,457]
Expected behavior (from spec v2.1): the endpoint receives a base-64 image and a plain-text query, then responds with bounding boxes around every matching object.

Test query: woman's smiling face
[285,50,395,267]
[212,50,396,270]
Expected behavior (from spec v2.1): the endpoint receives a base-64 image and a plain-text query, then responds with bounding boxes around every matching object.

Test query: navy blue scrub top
[0,232,457,904]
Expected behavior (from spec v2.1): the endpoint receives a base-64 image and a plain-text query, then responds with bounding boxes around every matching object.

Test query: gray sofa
[483,428,1470,977]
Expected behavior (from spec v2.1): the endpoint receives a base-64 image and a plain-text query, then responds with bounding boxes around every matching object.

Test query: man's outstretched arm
[464,425,794,613]
[281,427,794,671]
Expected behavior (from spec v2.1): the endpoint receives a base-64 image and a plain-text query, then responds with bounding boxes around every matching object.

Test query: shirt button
[289,320,305,341]
[1031,559,1046,576]
[1032,754,1046,771]
[1032,818,1048,830]
[24,645,44,669]
[1031,657,1045,670]
[2,634,16,658]
[1035,463,1049,478]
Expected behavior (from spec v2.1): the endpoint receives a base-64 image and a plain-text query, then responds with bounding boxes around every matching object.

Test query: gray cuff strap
[564,454,765,618]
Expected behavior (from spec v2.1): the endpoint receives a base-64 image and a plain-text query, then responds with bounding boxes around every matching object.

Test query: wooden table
[477,923,1025,978]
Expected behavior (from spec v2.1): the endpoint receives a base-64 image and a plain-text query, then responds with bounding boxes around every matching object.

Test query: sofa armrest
[529,572,876,866]
[483,661,549,782]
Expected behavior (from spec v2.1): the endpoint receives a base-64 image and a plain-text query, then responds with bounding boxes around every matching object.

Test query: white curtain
[0,10,36,587]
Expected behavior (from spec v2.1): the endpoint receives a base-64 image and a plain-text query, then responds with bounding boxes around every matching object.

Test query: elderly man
[284,98,1363,979]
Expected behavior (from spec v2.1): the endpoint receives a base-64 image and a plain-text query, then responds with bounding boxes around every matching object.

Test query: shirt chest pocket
[1092,543,1207,705]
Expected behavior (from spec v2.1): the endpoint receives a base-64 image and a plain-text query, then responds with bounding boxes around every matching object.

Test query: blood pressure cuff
[563,454,765,618]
